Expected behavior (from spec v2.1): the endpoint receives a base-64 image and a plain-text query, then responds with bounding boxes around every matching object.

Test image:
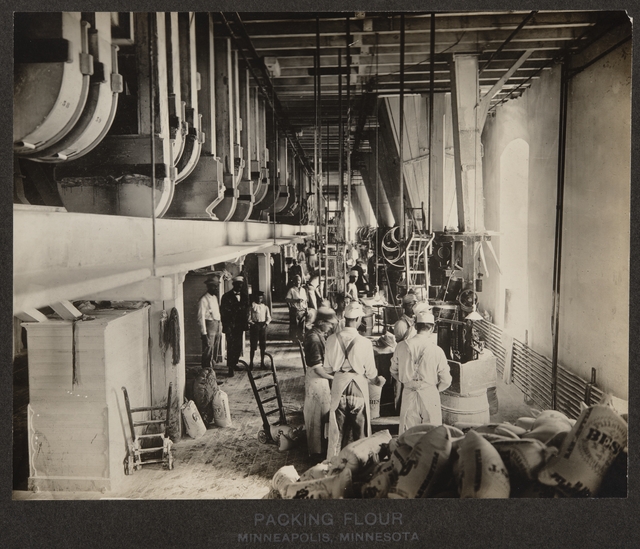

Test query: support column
[257,252,273,310]
[450,54,485,233]
[147,272,187,440]
[430,93,446,232]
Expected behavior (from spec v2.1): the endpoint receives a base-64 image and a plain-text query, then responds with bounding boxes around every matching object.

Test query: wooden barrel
[441,390,490,425]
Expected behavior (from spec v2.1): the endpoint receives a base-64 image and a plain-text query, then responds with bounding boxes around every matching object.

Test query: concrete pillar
[149,272,187,439]
[450,54,485,233]
[257,252,273,310]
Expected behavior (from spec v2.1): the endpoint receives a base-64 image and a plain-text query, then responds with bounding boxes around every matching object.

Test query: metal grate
[476,320,606,418]
[511,339,553,411]
[477,320,507,377]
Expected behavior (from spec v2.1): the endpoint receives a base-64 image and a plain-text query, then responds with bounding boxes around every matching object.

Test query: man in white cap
[324,301,385,457]
[220,275,250,377]
[198,273,222,369]
[390,309,451,433]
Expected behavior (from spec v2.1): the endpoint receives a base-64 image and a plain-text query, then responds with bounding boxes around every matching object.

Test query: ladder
[122,383,174,474]
[404,206,433,291]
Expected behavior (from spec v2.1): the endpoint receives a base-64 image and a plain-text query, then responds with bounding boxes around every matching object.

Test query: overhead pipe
[346,16,352,244]
[338,50,343,211]
[314,17,319,247]
[427,12,435,234]
[550,62,569,411]
[222,13,312,175]
[148,13,157,277]
[399,14,408,285]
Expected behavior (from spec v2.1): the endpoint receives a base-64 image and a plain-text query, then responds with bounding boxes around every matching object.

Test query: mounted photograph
[12,10,630,501]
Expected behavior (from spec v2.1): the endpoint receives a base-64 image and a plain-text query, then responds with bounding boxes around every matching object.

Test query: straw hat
[376,331,397,350]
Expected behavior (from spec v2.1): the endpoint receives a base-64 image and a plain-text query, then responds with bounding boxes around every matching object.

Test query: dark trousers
[335,381,366,450]
[226,332,244,372]
[289,308,306,343]
[202,319,222,369]
[249,322,267,364]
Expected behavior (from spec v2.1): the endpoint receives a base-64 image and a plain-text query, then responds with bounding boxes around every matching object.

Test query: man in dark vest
[220,275,250,377]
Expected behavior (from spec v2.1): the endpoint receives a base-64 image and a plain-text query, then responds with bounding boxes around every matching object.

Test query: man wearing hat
[303,306,337,461]
[248,291,271,369]
[390,309,452,433]
[323,301,385,458]
[346,270,360,302]
[198,274,223,369]
[220,275,251,377]
[353,259,369,294]
[393,292,418,342]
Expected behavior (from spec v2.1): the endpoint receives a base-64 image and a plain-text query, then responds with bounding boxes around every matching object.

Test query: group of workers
[197,272,271,378]
[196,258,452,465]
[301,288,452,462]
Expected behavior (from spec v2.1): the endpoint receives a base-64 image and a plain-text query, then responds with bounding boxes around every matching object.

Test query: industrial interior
[12,11,630,499]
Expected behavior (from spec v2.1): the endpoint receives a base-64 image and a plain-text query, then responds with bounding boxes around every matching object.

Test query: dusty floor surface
[13,304,534,500]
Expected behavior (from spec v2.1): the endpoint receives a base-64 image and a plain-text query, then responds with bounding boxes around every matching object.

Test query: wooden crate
[24,307,150,492]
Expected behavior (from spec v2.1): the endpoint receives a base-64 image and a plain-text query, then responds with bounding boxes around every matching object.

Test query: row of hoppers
[269,396,627,498]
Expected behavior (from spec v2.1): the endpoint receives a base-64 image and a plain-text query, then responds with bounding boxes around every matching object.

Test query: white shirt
[198,292,220,335]
[250,302,272,324]
[324,327,378,381]
[390,332,451,391]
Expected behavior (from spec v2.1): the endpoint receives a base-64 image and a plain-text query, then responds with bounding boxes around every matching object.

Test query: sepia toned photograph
[12,9,630,507]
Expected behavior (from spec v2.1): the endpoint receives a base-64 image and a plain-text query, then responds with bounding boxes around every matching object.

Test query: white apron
[398,383,442,433]
[326,335,372,458]
[303,369,331,455]
[398,345,442,433]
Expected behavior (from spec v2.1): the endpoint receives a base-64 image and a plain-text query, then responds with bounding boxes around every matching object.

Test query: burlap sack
[281,467,352,499]
[361,459,398,498]
[337,429,392,473]
[390,425,453,499]
[456,429,510,498]
[492,438,554,482]
[538,398,627,497]
[272,465,300,496]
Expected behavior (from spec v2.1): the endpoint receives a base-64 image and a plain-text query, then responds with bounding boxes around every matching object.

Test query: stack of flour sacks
[270,394,627,498]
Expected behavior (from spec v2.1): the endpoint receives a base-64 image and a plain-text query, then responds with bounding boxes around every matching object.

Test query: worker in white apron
[390,309,452,433]
[324,302,384,458]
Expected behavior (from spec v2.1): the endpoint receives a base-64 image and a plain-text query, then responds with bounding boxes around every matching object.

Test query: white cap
[416,310,435,324]
[344,301,365,319]
[232,275,244,282]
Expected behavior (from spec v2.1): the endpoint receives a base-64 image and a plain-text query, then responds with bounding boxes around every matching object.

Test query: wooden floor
[13,303,534,500]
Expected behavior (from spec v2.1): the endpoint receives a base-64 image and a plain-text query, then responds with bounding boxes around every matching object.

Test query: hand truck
[241,353,288,444]
[122,382,174,474]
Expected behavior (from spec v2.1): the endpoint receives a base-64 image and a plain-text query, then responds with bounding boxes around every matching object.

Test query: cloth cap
[316,306,337,324]
[346,258,355,267]
[402,293,418,305]
[344,301,365,319]
[416,310,435,324]
[256,291,265,297]
[204,274,220,284]
[349,270,359,277]
[232,275,244,283]
[376,332,397,349]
